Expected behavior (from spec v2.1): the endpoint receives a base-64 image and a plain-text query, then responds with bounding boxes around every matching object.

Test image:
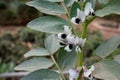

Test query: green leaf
[95,0,120,17]
[98,0,109,4]
[15,57,54,71]
[114,54,120,64]
[44,0,62,2]
[95,36,120,58]
[24,48,50,57]
[93,59,120,80]
[64,0,76,7]
[26,0,66,15]
[22,69,61,80]
[45,34,60,54]
[58,48,77,70]
[27,16,70,33]
[70,2,81,18]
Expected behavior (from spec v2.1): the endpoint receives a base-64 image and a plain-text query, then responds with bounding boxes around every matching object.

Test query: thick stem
[50,55,66,80]
[77,22,88,80]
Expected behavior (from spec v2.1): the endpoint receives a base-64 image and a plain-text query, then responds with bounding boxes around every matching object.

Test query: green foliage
[45,34,60,54]
[26,0,66,15]
[58,48,77,70]
[64,0,77,7]
[94,59,120,80]
[43,0,62,2]
[98,0,109,4]
[15,57,54,72]
[14,0,120,80]
[0,59,14,73]
[70,2,81,18]
[22,69,61,80]
[0,0,40,25]
[0,28,45,73]
[24,48,50,57]
[27,16,70,33]
[96,0,120,17]
[95,36,120,58]
[114,54,120,64]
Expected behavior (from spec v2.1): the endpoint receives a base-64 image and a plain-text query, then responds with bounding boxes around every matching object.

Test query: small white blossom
[69,69,80,80]
[74,37,86,52]
[83,65,95,80]
[84,2,95,16]
[71,8,86,25]
[64,44,73,52]
[58,25,71,41]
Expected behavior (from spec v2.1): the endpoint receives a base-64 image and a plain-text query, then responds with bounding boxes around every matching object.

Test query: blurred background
[0,0,119,80]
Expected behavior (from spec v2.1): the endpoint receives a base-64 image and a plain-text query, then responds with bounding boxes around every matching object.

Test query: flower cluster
[57,25,86,52]
[71,2,95,25]
[68,65,95,80]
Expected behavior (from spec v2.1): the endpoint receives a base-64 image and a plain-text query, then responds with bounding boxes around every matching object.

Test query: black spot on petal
[91,12,95,16]
[61,34,67,39]
[69,44,73,49]
[75,18,81,24]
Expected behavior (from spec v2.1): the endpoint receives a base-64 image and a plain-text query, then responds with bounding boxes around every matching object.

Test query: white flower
[64,44,73,52]
[74,37,86,52]
[84,2,95,16]
[58,25,71,41]
[83,65,95,80]
[71,8,86,25]
[69,69,80,80]
[79,38,86,47]
[75,45,81,52]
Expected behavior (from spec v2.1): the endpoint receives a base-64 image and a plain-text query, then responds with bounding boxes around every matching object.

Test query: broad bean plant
[15,0,120,80]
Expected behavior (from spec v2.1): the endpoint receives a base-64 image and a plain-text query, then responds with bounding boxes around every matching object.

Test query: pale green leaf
[95,36,120,58]
[95,0,120,17]
[22,69,60,80]
[15,57,54,71]
[70,2,81,18]
[27,16,70,33]
[24,48,50,57]
[98,0,109,4]
[26,0,66,15]
[45,34,60,54]
[114,54,120,64]
[58,48,77,70]
[93,59,120,80]
[44,0,62,2]
[64,0,76,7]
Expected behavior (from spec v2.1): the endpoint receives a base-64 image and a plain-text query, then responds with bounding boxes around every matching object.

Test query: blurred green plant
[0,0,41,25]
[0,28,45,74]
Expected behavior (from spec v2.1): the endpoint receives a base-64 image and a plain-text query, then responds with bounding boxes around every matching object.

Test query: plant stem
[77,22,88,80]
[50,55,66,80]
[81,22,88,39]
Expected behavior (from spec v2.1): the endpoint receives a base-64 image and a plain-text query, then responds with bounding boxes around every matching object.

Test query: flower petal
[77,8,81,17]
[71,17,79,25]
[78,11,86,22]
[69,69,79,78]
[67,35,75,44]
[79,38,86,47]
[84,2,92,16]
[75,45,81,52]
[64,44,73,52]
[64,25,72,35]
[57,33,67,40]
